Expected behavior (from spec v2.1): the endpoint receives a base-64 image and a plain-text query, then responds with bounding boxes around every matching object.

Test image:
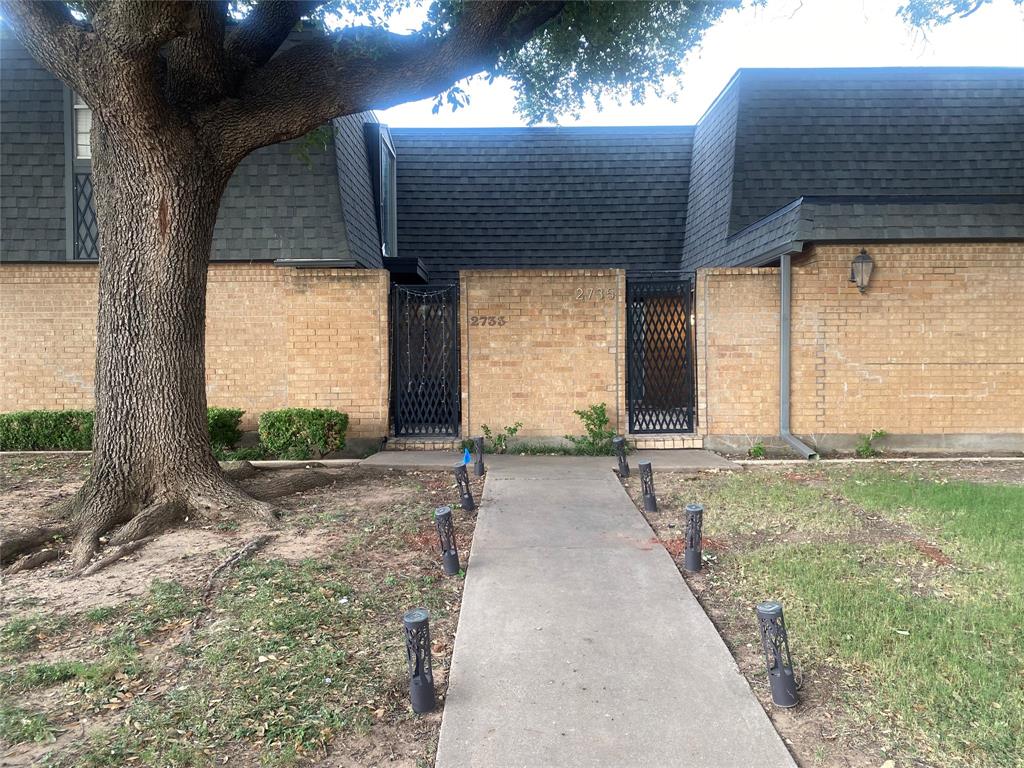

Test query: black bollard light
[684,503,703,573]
[756,601,799,708]
[473,436,486,477]
[612,436,629,477]
[453,463,476,511]
[403,608,436,713]
[638,460,657,513]
[434,506,460,576]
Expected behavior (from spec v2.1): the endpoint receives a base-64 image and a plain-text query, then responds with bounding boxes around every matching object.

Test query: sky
[378,0,1024,128]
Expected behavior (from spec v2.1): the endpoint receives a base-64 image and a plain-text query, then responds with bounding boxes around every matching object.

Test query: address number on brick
[575,287,616,301]
[469,315,507,326]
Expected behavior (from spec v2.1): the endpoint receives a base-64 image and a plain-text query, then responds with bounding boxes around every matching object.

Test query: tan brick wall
[460,269,626,439]
[1,263,390,437]
[695,267,780,437]
[697,242,1024,438]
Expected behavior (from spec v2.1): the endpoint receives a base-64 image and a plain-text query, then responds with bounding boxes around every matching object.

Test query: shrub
[855,428,888,459]
[480,421,523,454]
[258,409,348,460]
[748,441,766,459]
[0,410,94,451]
[564,403,616,456]
[207,407,245,450]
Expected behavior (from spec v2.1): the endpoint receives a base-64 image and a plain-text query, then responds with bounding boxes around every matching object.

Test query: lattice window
[73,172,100,261]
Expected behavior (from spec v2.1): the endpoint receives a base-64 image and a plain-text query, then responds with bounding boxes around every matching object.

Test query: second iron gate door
[390,284,461,436]
[626,279,696,433]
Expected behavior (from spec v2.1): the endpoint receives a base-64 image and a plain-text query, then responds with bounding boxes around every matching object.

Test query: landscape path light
[612,436,629,477]
[453,463,476,511]
[403,608,436,713]
[473,436,485,477]
[434,505,460,576]
[639,460,657,513]
[684,503,703,573]
[756,600,799,708]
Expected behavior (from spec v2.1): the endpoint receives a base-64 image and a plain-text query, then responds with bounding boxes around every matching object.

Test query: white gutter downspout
[780,253,818,460]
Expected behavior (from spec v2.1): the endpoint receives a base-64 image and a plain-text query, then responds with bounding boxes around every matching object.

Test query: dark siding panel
[0,32,67,263]
[333,112,382,268]
[393,127,693,282]
[729,69,1024,233]
[213,133,347,262]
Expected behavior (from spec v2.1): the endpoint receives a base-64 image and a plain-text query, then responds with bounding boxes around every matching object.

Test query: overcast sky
[378,0,1024,127]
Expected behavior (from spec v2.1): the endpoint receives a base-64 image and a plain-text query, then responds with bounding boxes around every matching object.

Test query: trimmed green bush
[0,410,94,451]
[257,408,349,460]
[207,407,245,450]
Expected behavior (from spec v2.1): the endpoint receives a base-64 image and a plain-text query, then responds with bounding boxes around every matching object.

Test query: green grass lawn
[645,465,1024,768]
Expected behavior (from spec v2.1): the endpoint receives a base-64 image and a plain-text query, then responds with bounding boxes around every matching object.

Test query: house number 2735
[469,316,507,326]
[575,288,616,301]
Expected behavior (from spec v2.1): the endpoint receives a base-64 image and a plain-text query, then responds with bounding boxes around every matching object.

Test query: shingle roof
[333,112,383,269]
[0,27,67,263]
[392,126,694,282]
[682,67,1024,271]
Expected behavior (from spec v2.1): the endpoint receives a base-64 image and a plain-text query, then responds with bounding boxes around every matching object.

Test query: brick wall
[460,269,626,439]
[697,242,1024,447]
[0,263,390,437]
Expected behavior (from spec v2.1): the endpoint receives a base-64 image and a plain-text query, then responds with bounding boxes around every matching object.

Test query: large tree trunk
[56,121,277,571]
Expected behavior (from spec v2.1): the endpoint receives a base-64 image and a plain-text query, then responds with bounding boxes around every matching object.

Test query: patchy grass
[1,462,478,767]
[0,704,54,744]
[629,462,1024,768]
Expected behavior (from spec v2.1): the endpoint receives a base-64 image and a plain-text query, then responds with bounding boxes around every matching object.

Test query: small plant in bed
[480,421,522,454]
[565,403,616,455]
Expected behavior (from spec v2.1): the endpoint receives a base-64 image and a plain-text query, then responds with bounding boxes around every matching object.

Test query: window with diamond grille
[626,279,696,434]
[390,284,460,436]
[73,172,100,260]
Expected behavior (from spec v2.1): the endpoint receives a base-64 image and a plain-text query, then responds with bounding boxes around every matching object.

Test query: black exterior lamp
[403,608,436,713]
[756,600,799,708]
[849,248,874,293]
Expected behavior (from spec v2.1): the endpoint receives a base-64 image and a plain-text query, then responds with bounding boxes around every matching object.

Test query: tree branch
[163,1,230,107]
[209,1,565,164]
[0,0,99,95]
[90,0,198,56]
[225,0,322,68]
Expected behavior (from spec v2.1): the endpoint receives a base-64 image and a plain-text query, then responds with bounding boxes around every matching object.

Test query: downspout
[779,253,818,460]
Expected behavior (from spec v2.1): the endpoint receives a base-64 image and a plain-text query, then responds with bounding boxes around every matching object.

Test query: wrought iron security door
[626,279,696,433]
[390,284,461,436]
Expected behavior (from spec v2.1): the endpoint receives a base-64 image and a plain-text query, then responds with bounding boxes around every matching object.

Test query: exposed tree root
[4,547,60,574]
[2,465,348,577]
[80,537,154,577]
[201,534,276,603]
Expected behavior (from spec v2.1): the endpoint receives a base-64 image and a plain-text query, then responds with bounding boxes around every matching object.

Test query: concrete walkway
[434,456,794,768]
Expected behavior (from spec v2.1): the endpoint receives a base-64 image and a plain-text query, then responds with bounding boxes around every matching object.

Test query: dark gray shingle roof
[392,126,694,282]
[0,27,67,262]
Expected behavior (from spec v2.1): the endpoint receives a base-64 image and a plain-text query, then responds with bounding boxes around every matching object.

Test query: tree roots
[1,465,343,577]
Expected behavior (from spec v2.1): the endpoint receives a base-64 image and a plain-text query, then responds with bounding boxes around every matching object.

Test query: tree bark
[58,118,276,572]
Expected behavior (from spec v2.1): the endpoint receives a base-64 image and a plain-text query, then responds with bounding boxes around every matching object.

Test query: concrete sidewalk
[361,449,739,473]
[434,456,794,768]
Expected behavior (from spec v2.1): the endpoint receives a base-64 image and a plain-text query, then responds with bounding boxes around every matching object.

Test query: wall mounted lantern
[849,248,874,293]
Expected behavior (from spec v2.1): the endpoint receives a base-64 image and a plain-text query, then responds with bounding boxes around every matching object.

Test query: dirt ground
[0,454,483,767]
[622,458,1024,768]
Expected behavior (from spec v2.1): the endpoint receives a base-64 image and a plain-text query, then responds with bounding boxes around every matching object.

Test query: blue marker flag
[463,447,472,465]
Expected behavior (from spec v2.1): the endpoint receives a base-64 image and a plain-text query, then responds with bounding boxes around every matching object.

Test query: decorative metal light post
[472,436,486,477]
[756,601,799,708]
[638,460,657,513]
[453,463,476,511]
[403,608,436,713]
[612,436,629,477]
[434,506,460,576]
[684,503,703,573]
